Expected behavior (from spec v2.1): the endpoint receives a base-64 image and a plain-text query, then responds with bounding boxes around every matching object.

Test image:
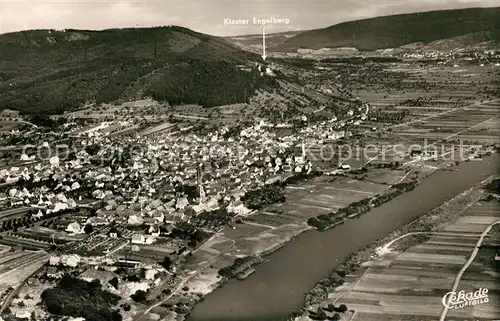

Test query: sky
[0,0,499,36]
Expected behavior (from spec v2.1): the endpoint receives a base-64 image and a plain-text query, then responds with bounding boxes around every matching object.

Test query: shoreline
[294,173,497,319]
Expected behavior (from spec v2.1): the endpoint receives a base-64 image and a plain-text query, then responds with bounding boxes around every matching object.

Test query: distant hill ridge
[274,7,500,51]
[225,31,304,53]
[0,26,275,114]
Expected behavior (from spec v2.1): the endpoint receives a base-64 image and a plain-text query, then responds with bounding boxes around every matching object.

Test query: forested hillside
[0,26,275,114]
[276,7,500,51]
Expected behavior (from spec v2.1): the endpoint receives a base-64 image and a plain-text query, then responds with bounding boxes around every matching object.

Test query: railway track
[0,252,46,275]
[0,207,31,221]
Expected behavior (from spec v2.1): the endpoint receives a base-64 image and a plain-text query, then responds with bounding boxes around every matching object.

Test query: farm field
[392,101,500,145]
[349,64,499,171]
[323,200,500,321]
[0,207,31,222]
[139,122,176,136]
[0,250,49,288]
[0,234,53,251]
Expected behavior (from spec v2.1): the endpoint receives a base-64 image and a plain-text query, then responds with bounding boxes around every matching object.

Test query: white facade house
[66,222,83,234]
[61,254,81,267]
[339,164,351,171]
[131,234,146,244]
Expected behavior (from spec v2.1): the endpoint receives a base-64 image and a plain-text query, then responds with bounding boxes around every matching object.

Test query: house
[148,226,160,237]
[115,259,141,269]
[66,222,83,234]
[495,252,500,261]
[339,164,351,171]
[145,269,157,280]
[329,169,345,176]
[410,148,423,158]
[15,311,31,319]
[294,156,305,165]
[227,201,251,216]
[109,227,119,238]
[131,234,146,244]
[46,267,62,279]
[49,256,61,266]
[87,216,108,226]
[61,254,80,267]
[128,215,144,225]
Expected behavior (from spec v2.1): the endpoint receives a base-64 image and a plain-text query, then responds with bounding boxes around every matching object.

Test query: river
[188,154,500,321]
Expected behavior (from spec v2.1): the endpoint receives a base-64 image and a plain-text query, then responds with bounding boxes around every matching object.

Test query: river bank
[187,152,498,321]
[296,174,497,319]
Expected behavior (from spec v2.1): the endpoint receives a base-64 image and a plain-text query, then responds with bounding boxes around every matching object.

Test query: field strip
[0,252,28,265]
[442,116,498,141]
[286,186,307,190]
[454,215,500,224]
[243,221,276,230]
[323,187,374,195]
[288,203,337,212]
[395,252,466,265]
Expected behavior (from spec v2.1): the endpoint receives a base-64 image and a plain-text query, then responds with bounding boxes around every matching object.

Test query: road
[393,169,412,184]
[376,231,481,255]
[438,220,500,321]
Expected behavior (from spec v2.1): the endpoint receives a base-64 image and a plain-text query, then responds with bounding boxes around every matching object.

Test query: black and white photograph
[0,0,499,320]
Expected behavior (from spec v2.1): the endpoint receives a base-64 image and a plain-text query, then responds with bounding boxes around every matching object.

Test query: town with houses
[0,89,371,320]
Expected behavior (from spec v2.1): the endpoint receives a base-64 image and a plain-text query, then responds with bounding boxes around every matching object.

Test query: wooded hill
[0,26,276,114]
[275,7,500,51]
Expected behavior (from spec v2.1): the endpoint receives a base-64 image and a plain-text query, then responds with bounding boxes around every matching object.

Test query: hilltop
[274,7,500,52]
[0,26,275,114]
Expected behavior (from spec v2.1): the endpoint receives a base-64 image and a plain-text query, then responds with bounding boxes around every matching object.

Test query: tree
[338,304,348,313]
[111,310,122,321]
[160,256,172,270]
[126,275,140,282]
[130,290,147,303]
[109,277,119,290]
[316,309,327,319]
[84,223,94,234]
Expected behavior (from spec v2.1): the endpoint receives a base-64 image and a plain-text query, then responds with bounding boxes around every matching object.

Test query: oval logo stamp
[442,288,489,309]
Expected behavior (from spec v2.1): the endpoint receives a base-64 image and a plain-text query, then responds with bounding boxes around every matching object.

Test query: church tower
[197,163,206,203]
